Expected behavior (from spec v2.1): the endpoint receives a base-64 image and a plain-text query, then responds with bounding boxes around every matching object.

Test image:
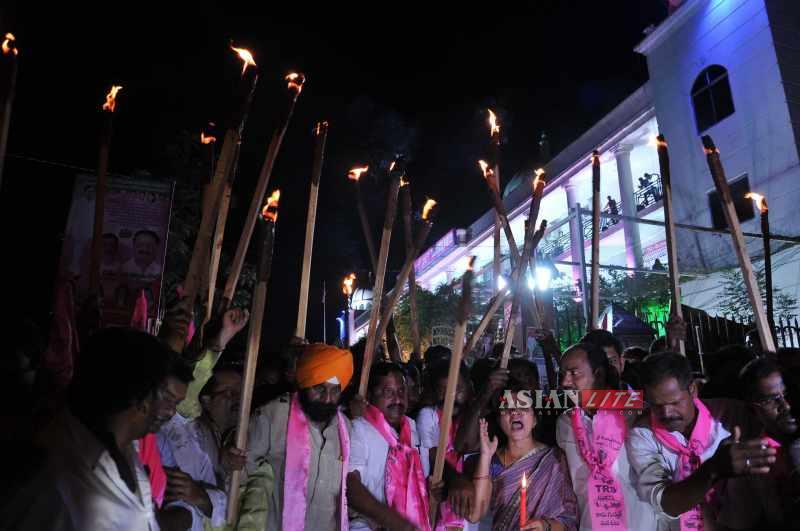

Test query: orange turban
[295,343,354,390]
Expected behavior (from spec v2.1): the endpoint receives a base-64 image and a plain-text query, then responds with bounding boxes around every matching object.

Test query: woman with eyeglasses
[466,386,578,531]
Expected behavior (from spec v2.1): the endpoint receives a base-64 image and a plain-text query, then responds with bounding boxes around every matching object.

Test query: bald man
[246,343,354,531]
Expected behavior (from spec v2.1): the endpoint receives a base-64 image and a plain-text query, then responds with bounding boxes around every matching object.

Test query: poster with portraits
[60,174,174,327]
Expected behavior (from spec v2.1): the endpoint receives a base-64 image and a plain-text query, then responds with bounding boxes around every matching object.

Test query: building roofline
[634,0,704,55]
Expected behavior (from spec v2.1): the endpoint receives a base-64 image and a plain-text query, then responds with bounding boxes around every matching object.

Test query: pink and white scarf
[363,404,431,531]
[651,398,714,531]
[570,408,628,530]
[434,408,464,531]
[283,393,350,531]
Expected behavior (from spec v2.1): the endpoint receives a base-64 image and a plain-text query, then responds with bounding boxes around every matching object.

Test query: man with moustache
[348,362,431,531]
[736,357,800,527]
[556,343,659,530]
[246,343,354,531]
[627,352,777,531]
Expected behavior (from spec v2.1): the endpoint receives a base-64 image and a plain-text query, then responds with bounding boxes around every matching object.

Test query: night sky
[0,2,667,352]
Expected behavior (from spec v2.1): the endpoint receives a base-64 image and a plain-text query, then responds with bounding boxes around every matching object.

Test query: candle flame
[200,132,217,145]
[102,85,123,112]
[478,160,493,180]
[348,166,369,181]
[231,45,256,75]
[745,192,768,213]
[343,273,356,297]
[261,189,281,222]
[422,198,437,221]
[521,473,527,489]
[286,72,306,94]
[2,33,17,56]
[488,109,500,137]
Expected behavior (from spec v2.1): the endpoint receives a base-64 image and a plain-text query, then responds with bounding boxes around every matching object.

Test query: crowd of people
[2,301,799,531]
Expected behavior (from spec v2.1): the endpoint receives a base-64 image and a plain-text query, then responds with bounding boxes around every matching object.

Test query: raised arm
[468,418,497,523]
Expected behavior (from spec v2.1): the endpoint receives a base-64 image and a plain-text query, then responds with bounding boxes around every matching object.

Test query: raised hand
[710,425,777,477]
[479,418,498,457]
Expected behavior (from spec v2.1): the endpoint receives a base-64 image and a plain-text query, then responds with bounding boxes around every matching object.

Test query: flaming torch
[702,136,776,353]
[590,150,601,330]
[488,109,503,294]
[295,121,329,339]
[227,189,280,523]
[358,171,403,397]
[375,199,437,351]
[655,135,685,354]
[343,272,356,308]
[478,160,520,265]
[0,32,19,191]
[169,44,259,353]
[348,165,379,273]
[400,177,421,359]
[87,84,123,301]
[430,256,475,525]
[223,72,306,309]
[746,191,775,341]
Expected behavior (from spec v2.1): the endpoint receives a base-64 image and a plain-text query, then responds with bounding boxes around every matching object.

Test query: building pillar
[564,181,583,284]
[614,145,644,269]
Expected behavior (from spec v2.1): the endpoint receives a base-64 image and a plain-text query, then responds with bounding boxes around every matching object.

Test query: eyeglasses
[752,392,790,409]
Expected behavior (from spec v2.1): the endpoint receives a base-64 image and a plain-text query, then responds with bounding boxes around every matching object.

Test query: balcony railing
[634,173,663,211]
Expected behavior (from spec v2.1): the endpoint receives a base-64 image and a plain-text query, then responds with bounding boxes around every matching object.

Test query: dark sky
[0,2,667,350]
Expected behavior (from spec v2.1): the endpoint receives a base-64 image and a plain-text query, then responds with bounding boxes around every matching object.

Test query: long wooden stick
[483,175,521,266]
[227,206,277,523]
[464,291,510,355]
[0,33,19,193]
[702,135,776,353]
[489,110,503,295]
[590,151,601,329]
[171,60,259,352]
[374,218,434,349]
[358,174,402,397]
[430,257,474,525]
[295,121,329,338]
[656,135,685,355]
[222,73,305,308]
[355,179,379,273]
[400,184,422,357]
[207,181,232,322]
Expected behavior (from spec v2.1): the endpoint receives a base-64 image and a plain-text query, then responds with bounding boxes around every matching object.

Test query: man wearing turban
[246,343,354,531]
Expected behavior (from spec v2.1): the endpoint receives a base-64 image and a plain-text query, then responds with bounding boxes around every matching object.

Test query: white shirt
[348,415,427,531]
[626,399,757,531]
[123,258,162,278]
[556,409,662,531]
[416,406,440,471]
[1,410,159,531]
[157,414,227,530]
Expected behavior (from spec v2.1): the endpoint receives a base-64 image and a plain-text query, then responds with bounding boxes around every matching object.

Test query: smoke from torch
[2,33,17,56]
[261,190,281,222]
[745,192,768,214]
[422,199,437,221]
[102,85,123,112]
[231,45,256,75]
[348,166,369,181]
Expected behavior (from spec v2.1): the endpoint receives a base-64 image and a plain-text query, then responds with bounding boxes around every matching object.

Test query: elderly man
[347,362,430,531]
[246,343,354,531]
[627,352,777,531]
[556,343,659,530]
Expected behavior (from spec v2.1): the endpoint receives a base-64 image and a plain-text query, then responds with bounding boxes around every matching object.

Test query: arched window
[691,65,735,133]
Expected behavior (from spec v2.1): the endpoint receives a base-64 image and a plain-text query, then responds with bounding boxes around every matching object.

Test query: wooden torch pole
[400,181,422,359]
[0,33,19,192]
[590,150,601,329]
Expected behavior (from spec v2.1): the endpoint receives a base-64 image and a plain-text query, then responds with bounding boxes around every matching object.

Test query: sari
[489,446,578,531]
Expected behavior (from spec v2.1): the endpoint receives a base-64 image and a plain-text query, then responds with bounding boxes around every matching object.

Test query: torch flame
[261,189,281,222]
[745,192,768,213]
[315,121,328,136]
[348,166,369,181]
[399,176,409,187]
[488,109,500,137]
[286,72,306,94]
[200,132,217,145]
[466,256,476,272]
[478,160,493,179]
[2,33,17,56]
[231,45,256,75]
[591,151,600,165]
[521,473,527,489]
[533,168,546,190]
[102,85,123,112]
[422,198,437,221]
[389,160,397,172]
[343,273,356,297]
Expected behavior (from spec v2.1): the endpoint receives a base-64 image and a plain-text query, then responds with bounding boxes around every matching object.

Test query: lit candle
[520,472,528,528]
